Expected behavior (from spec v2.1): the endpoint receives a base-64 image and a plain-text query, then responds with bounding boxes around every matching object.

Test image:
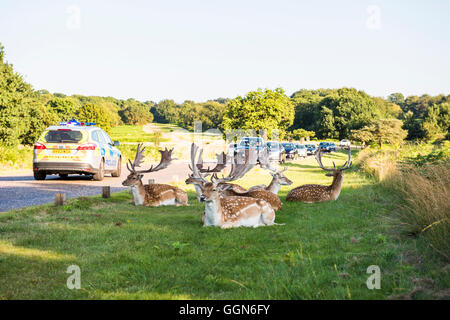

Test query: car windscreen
[266,142,279,149]
[282,143,294,149]
[297,145,305,149]
[45,130,83,143]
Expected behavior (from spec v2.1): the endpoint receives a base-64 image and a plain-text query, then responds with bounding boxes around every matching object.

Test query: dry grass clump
[391,164,449,259]
[358,145,449,260]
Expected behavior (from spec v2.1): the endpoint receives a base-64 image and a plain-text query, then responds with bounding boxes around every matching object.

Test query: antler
[340,147,352,171]
[188,143,208,183]
[144,147,174,173]
[257,148,278,173]
[126,143,146,173]
[315,147,335,172]
[199,151,228,173]
[211,147,257,185]
[315,147,352,172]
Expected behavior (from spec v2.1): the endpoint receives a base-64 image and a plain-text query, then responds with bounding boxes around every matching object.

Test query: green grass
[108,125,169,143]
[0,150,448,299]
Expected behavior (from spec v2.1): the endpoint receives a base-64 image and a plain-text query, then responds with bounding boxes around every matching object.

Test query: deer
[186,143,283,214]
[246,148,293,195]
[185,143,246,200]
[286,147,352,203]
[198,147,277,228]
[122,143,188,206]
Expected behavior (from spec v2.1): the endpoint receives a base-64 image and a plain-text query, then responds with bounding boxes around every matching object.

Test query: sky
[1,0,449,103]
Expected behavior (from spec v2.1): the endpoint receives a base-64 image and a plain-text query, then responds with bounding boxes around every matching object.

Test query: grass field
[108,125,169,143]
[0,150,448,299]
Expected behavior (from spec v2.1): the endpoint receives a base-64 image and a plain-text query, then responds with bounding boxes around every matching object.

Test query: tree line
[1,43,448,148]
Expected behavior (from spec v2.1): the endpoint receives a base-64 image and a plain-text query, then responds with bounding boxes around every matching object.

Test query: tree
[0,43,34,146]
[119,103,153,126]
[351,119,407,148]
[78,103,112,132]
[223,88,294,139]
[291,128,315,141]
[46,97,78,120]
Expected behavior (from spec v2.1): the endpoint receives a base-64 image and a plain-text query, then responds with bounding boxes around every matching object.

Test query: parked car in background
[318,141,330,152]
[282,142,298,160]
[235,137,266,163]
[339,139,351,147]
[329,142,337,152]
[266,141,286,163]
[318,141,336,152]
[305,143,317,155]
[33,119,121,181]
[294,143,307,158]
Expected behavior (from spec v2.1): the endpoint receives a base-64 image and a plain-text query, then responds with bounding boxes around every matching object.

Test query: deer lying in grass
[198,148,277,228]
[185,143,246,200]
[286,147,352,203]
[186,143,282,210]
[122,143,188,206]
[246,149,293,195]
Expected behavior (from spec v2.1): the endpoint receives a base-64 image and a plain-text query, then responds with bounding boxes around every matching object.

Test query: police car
[33,120,122,181]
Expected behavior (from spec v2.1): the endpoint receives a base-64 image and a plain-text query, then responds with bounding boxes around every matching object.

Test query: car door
[99,130,117,170]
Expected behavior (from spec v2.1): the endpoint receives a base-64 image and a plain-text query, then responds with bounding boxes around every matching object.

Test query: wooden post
[55,193,66,206]
[102,186,111,198]
[148,179,155,185]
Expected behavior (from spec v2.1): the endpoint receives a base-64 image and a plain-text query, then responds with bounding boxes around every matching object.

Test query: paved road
[0,161,191,212]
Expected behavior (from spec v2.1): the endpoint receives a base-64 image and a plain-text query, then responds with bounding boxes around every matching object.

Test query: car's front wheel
[93,159,105,181]
[34,171,46,180]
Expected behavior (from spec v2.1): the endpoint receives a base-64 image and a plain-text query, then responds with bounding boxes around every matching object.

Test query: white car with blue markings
[33,120,121,181]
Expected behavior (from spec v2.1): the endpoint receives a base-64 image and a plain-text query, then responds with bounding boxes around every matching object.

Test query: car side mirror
[113,141,120,146]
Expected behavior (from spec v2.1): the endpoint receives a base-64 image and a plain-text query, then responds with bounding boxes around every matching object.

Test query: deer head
[122,143,174,187]
[200,147,257,202]
[185,143,228,188]
[258,148,292,184]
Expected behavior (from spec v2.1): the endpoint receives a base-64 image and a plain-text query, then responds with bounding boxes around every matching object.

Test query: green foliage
[119,102,153,126]
[78,103,112,132]
[151,99,225,131]
[46,97,78,120]
[0,44,34,146]
[223,88,294,138]
[291,128,315,140]
[351,119,407,147]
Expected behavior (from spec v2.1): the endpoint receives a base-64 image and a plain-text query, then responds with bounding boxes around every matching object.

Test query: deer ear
[139,174,144,179]
[325,172,334,177]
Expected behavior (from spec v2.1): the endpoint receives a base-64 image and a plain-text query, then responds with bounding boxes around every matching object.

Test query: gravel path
[0,161,191,212]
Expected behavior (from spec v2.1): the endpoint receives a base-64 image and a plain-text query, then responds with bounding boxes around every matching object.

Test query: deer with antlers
[286,147,352,203]
[246,149,293,195]
[122,143,188,206]
[202,149,278,228]
[186,143,283,211]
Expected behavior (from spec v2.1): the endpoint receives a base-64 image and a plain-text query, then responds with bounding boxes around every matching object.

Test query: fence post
[102,186,111,198]
[55,193,66,206]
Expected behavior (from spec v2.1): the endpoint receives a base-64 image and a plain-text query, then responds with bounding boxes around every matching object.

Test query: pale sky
[1,0,449,103]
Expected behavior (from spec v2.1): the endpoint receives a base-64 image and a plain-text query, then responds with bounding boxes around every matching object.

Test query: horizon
[1,0,449,103]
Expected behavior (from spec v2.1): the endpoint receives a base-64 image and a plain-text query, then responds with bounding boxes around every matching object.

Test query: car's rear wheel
[93,159,105,181]
[111,157,121,177]
[34,171,46,180]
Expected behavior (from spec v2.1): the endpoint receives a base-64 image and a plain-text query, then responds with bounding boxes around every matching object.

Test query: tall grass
[358,143,450,260]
